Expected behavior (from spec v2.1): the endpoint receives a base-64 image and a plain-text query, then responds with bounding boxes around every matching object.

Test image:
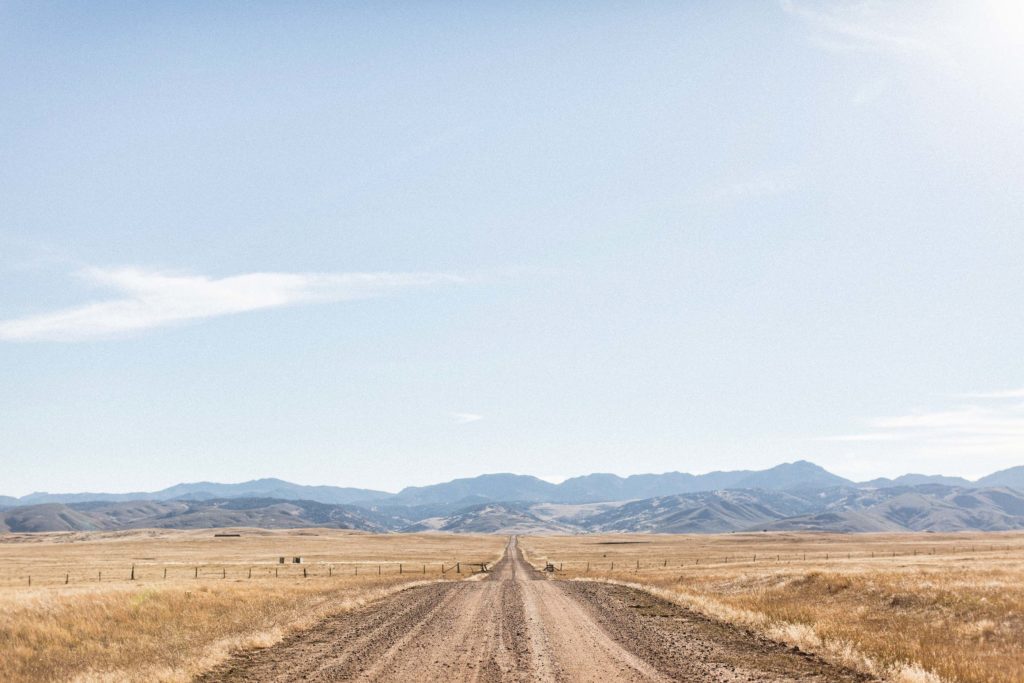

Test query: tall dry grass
[0,529,506,682]
[519,532,1024,683]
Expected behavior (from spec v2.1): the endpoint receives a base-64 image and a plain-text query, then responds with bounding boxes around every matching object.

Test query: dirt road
[199,537,873,682]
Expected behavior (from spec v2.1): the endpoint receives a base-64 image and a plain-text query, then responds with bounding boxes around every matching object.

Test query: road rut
[198,538,874,682]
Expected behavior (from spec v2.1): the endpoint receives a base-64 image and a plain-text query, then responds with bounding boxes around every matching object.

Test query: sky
[1,1,1023,496]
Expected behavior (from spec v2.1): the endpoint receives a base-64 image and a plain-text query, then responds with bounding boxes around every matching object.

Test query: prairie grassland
[519,532,1024,683]
[0,529,505,682]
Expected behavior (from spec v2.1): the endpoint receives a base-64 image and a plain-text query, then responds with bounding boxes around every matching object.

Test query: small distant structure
[279,557,286,564]
[292,557,303,564]
[544,562,556,572]
[279,556,303,564]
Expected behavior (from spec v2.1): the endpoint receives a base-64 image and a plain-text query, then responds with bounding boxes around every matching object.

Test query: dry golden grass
[0,529,506,682]
[519,532,1024,683]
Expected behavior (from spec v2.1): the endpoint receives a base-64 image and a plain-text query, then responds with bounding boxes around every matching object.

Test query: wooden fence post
[195,567,199,579]
[303,567,307,578]
[65,573,69,585]
[131,565,135,581]
[249,567,253,579]
[399,564,402,574]
[457,562,461,574]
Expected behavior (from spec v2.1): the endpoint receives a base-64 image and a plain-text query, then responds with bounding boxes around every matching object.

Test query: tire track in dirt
[197,537,876,682]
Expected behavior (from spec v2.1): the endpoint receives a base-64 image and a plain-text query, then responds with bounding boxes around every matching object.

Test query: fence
[0,559,493,588]
[532,542,1021,575]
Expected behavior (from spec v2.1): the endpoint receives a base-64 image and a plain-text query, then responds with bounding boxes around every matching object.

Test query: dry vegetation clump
[519,532,1024,683]
[0,529,505,682]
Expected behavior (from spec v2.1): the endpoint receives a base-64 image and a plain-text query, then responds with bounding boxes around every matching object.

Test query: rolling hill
[7,484,1023,535]
[976,466,1024,490]
[0,498,388,533]
[5,461,1024,535]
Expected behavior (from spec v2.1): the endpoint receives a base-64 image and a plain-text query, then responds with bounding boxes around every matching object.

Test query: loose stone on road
[199,537,874,682]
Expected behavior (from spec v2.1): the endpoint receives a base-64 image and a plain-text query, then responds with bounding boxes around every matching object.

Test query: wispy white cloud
[450,412,484,424]
[0,267,462,341]
[783,0,1024,100]
[816,390,1024,467]
[781,0,940,60]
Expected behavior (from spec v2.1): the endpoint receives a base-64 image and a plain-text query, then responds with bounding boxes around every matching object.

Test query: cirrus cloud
[816,389,1024,477]
[0,266,463,342]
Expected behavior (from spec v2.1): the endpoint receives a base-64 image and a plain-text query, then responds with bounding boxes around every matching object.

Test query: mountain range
[4,461,1024,534]
[5,484,1024,535]
[8,461,1024,508]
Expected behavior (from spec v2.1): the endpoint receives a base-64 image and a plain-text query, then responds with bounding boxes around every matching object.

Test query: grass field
[519,532,1024,683]
[0,529,506,682]
[5,529,1022,682]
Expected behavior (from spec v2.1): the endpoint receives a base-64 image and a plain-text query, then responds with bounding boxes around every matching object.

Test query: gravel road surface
[198,537,874,682]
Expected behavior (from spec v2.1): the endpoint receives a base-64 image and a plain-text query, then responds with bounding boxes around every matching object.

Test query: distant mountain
[731,460,852,491]
[402,502,578,534]
[5,462,1022,516]
[0,498,388,533]
[5,484,1024,534]
[765,486,1024,532]
[551,461,851,502]
[1,503,104,533]
[387,461,855,506]
[404,484,1024,534]
[555,472,701,503]
[387,473,560,506]
[15,479,390,506]
[581,489,817,533]
[859,474,974,488]
[976,466,1024,490]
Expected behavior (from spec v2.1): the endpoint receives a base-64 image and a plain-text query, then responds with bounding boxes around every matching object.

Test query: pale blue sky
[2,1,1023,496]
